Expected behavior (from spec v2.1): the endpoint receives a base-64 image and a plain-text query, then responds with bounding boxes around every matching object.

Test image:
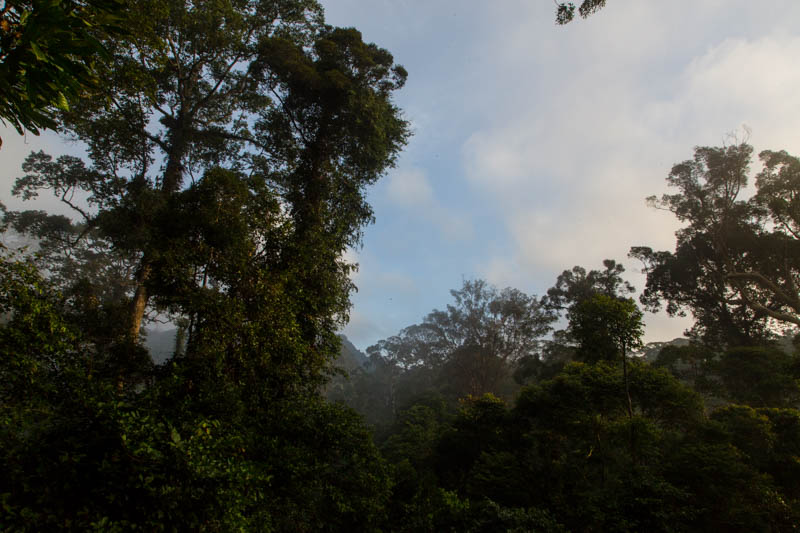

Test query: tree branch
[736,295,800,327]
[726,271,800,312]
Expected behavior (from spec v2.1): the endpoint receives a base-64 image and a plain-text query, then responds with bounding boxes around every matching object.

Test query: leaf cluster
[0,0,129,144]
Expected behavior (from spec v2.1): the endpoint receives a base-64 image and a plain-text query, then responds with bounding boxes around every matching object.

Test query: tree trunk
[126,104,191,342]
[622,343,636,465]
[127,262,151,342]
[622,343,633,419]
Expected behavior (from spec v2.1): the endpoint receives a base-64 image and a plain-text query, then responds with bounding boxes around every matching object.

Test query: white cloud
[462,129,536,188]
[478,255,532,291]
[434,209,472,241]
[458,10,800,342]
[463,31,800,266]
[386,167,434,206]
[673,35,800,150]
[384,165,472,241]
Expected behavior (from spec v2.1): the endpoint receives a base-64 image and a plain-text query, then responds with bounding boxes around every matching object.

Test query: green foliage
[249,396,392,532]
[555,0,607,25]
[380,397,454,530]
[538,259,638,378]
[652,342,800,409]
[0,261,391,531]
[569,293,644,363]
[382,362,704,531]
[514,366,683,529]
[380,356,800,532]
[436,394,509,492]
[0,0,128,144]
[7,0,409,352]
[759,408,800,503]
[711,346,800,407]
[334,279,557,438]
[2,380,391,530]
[663,405,800,531]
[382,394,567,533]
[0,248,78,377]
[546,259,635,312]
[2,1,405,530]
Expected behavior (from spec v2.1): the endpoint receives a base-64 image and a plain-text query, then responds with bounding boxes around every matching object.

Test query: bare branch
[60,187,91,223]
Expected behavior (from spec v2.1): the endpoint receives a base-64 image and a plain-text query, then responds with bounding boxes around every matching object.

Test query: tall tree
[6,0,409,378]
[631,143,800,347]
[537,259,635,370]
[568,293,644,421]
[569,293,644,365]
[546,259,634,312]
[1,1,407,528]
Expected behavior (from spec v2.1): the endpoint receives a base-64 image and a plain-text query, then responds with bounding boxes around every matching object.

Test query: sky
[4,1,800,351]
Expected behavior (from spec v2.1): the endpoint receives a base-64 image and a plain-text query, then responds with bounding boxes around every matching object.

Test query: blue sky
[320,0,800,350]
[4,1,800,351]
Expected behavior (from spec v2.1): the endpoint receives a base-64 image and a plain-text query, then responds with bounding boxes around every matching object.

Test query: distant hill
[640,338,690,362]
[335,334,368,371]
[639,331,799,363]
